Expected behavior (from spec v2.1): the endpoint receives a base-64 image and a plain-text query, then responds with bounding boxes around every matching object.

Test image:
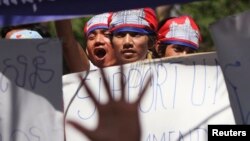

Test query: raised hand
[67,65,152,141]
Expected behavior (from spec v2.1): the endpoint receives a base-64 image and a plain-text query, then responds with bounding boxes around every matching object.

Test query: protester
[55,13,118,73]
[108,7,158,64]
[156,16,202,57]
[84,12,118,69]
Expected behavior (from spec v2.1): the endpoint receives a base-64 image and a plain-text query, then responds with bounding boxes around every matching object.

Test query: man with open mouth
[55,12,118,74]
[84,12,118,69]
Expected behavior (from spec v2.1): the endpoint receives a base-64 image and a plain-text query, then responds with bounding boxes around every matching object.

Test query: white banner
[0,39,64,141]
[63,52,235,141]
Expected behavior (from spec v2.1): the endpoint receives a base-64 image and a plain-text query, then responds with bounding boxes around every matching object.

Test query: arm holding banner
[55,19,90,73]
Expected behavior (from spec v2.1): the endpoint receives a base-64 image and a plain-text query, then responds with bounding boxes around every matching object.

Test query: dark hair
[1,23,51,38]
[148,33,160,58]
[157,44,168,57]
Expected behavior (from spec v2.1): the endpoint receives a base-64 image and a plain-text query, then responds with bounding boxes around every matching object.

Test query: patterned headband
[158,16,202,50]
[109,8,158,34]
[84,12,111,36]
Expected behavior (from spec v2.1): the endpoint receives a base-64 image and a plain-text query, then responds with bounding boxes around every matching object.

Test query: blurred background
[1,0,249,53]
[44,0,250,52]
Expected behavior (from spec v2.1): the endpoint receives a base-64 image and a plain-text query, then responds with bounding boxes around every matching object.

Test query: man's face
[163,44,195,57]
[111,31,149,64]
[86,29,117,68]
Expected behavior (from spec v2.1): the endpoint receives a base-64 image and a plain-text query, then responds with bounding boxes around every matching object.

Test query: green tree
[48,17,91,49]
[178,0,250,52]
[71,17,91,48]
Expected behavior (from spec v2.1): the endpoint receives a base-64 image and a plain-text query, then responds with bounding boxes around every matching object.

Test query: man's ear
[155,41,161,53]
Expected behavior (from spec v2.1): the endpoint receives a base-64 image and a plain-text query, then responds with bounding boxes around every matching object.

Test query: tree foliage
[71,17,91,47]
[178,0,250,52]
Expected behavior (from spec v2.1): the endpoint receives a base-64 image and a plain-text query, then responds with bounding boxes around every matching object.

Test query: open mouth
[94,48,107,59]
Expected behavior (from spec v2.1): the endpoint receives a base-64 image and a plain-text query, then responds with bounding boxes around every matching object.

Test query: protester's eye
[114,32,125,38]
[130,32,142,37]
[173,46,185,52]
[104,31,111,37]
[88,34,95,40]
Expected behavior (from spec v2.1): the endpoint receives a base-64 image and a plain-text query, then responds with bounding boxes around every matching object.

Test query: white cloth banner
[63,52,235,141]
[0,39,64,141]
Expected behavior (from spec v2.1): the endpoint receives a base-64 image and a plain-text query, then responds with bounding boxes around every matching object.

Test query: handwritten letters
[63,52,235,141]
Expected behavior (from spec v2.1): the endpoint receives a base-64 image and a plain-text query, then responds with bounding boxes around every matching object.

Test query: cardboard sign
[0,39,64,141]
[63,52,235,141]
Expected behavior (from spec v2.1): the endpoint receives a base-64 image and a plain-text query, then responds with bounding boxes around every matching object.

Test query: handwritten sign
[0,39,64,141]
[210,10,250,124]
[63,52,235,141]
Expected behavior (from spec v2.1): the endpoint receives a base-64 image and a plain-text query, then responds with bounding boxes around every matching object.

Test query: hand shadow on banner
[63,52,234,141]
[66,65,152,141]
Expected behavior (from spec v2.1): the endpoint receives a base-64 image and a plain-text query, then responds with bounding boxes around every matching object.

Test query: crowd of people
[0,7,202,74]
[0,7,203,141]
